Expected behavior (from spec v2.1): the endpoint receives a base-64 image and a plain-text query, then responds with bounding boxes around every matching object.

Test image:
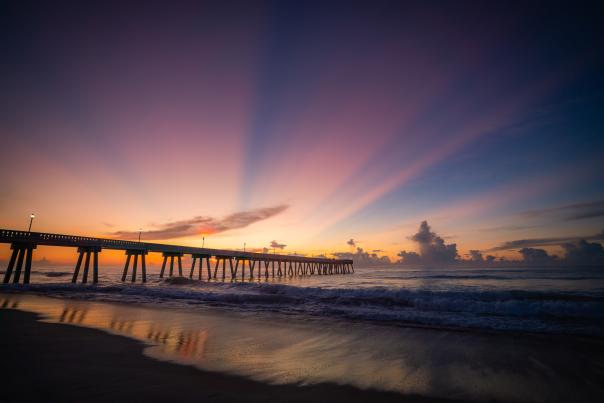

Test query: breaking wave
[4,279,603,336]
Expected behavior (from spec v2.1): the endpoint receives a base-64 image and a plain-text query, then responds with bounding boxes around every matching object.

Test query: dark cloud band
[487,230,604,251]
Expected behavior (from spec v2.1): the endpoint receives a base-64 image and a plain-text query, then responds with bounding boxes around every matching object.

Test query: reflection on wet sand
[1,293,603,403]
[1,297,19,309]
[59,306,87,324]
[0,295,209,362]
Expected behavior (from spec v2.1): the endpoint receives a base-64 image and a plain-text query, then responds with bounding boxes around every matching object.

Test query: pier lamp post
[138,228,142,242]
[202,236,205,248]
[244,242,246,252]
[28,213,35,232]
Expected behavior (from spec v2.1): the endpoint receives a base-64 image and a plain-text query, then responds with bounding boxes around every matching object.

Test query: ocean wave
[44,271,72,278]
[3,280,604,336]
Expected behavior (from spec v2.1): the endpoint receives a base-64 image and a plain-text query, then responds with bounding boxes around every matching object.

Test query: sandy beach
[1,291,604,403]
[0,308,461,403]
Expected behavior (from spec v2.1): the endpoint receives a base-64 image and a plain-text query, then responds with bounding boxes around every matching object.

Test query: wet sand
[0,309,457,403]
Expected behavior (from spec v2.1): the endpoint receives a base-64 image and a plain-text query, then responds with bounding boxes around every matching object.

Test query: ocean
[3,264,604,336]
[2,264,604,402]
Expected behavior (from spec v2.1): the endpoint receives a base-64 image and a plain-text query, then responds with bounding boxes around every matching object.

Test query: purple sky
[1,1,603,262]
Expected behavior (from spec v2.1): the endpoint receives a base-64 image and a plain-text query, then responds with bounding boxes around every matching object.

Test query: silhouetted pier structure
[0,229,354,284]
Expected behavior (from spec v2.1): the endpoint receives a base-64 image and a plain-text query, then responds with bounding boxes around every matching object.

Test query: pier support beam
[211,256,231,281]
[121,249,148,283]
[287,261,293,277]
[230,258,236,279]
[2,242,36,285]
[189,254,210,280]
[234,257,248,280]
[249,259,256,279]
[72,246,102,284]
[213,257,220,279]
[159,252,183,278]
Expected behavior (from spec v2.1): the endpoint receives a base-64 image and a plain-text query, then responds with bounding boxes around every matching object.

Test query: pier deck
[0,229,353,284]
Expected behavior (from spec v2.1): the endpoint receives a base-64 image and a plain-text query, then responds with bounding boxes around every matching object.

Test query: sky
[1,1,603,264]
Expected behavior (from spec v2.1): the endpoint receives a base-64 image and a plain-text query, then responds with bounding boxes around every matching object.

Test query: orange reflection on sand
[0,295,209,362]
[2,292,603,403]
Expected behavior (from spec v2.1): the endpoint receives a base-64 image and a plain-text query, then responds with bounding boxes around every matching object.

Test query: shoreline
[0,308,456,403]
[1,291,604,402]
[2,286,603,341]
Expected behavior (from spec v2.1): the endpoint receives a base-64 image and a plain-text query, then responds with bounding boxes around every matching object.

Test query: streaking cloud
[270,240,287,250]
[111,205,289,240]
[519,200,604,222]
[488,230,604,251]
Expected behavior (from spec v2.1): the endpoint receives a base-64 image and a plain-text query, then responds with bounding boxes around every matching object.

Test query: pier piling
[3,243,36,285]
[121,249,148,283]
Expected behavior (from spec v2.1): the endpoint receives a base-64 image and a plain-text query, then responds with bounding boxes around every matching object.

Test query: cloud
[488,230,604,251]
[334,247,390,266]
[565,209,604,221]
[397,250,421,264]
[479,224,541,232]
[468,250,484,262]
[111,204,289,240]
[410,221,458,265]
[34,257,52,266]
[347,238,357,247]
[270,240,287,250]
[519,248,558,265]
[397,221,458,265]
[478,200,604,234]
[372,249,384,253]
[514,241,604,265]
[520,200,604,221]
[562,240,604,265]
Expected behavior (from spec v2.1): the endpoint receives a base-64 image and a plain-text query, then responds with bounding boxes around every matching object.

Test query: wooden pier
[0,229,354,284]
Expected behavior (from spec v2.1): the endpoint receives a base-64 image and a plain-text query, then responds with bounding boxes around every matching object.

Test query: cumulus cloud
[347,238,357,247]
[562,240,604,265]
[488,230,604,251]
[270,240,287,250]
[519,248,558,265]
[397,250,421,264]
[34,257,52,266]
[412,221,458,264]
[468,250,484,262]
[397,221,458,265]
[334,247,390,266]
[111,204,289,240]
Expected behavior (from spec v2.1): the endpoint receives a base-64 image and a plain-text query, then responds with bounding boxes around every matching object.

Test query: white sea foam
[4,270,603,336]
